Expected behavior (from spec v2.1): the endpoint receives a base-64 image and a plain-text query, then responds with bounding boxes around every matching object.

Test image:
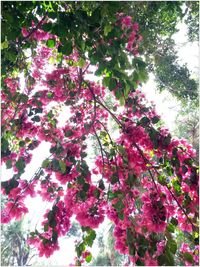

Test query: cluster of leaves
[1,1,199,101]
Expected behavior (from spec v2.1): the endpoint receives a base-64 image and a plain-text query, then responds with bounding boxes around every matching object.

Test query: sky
[1,17,199,266]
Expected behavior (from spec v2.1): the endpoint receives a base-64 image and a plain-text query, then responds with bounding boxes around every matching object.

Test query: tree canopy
[1,1,199,266]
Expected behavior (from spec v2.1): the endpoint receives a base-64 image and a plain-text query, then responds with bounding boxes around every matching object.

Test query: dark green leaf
[52,230,58,243]
[152,116,160,124]
[44,223,49,232]
[99,180,105,190]
[170,217,178,226]
[93,188,100,199]
[166,239,177,254]
[113,199,125,212]
[19,141,25,147]
[162,134,171,147]
[118,212,124,220]
[52,159,60,171]
[15,157,26,172]
[140,117,150,127]
[6,159,12,169]
[76,242,85,257]
[110,173,119,184]
[183,252,193,263]
[167,223,175,233]
[136,259,144,266]
[137,246,147,257]
[109,78,117,91]
[83,183,90,192]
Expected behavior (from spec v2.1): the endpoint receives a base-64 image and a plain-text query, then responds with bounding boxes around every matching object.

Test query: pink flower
[121,16,132,28]
[21,27,29,37]
[132,22,139,31]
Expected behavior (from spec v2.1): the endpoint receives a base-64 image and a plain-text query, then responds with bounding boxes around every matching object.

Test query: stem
[93,127,105,170]
[20,15,47,43]
[167,188,197,231]
[132,142,159,193]
[96,99,124,128]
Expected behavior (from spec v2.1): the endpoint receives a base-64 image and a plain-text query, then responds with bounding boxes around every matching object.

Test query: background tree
[1,218,37,266]
[174,100,199,160]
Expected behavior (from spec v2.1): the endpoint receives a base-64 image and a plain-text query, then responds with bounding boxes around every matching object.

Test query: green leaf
[136,259,144,266]
[19,141,25,147]
[1,41,9,50]
[15,157,26,172]
[58,40,73,55]
[137,246,147,257]
[46,39,56,48]
[42,159,50,168]
[99,180,105,190]
[32,115,40,122]
[104,24,112,36]
[124,83,130,99]
[77,58,85,68]
[52,230,58,243]
[47,187,54,193]
[52,159,60,172]
[162,134,171,147]
[77,190,87,201]
[48,211,57,228]
[44,223,49,232]
[1,178,19,195]
[84,229,96,247]
[65,130,73,137]
[76,242,86,257]
[110,173,119,184]
[158,174,167,185]
[119,96,125,106]
[152,116,160,124]
[167,223,175,233]
[85,253,92,263]
[170,217,178,226]
[83,183,90,192]
[140,117,150,127]
[93,188,100,199]
[138,69,149,83]
[148,128,159,149]
[6,159,12,169]
[1,138,9,151]
[166,239,177,254]
[80,152,87,158]
[103,77,110,87]
[108,190,122,200]
[113,199,125,212]
[129,245,136,256]
[126,173,137,187]
[59,160,66,174]
[118,212,124,220]
[109,78,117,91]
[183,252,193,263]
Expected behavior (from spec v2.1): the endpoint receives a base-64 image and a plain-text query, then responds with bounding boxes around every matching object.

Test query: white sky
[1,19,199,266]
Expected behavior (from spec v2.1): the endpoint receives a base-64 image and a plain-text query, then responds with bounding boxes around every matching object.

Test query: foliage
[1,1,199,266]
[1,1,199,101]
[184,1,199,42]
[174,100,199,160]
[1,215,36,266]
[153,39,198,101]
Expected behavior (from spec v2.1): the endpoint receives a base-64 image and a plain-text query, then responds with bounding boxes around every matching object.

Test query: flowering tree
[1,2,199,266]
